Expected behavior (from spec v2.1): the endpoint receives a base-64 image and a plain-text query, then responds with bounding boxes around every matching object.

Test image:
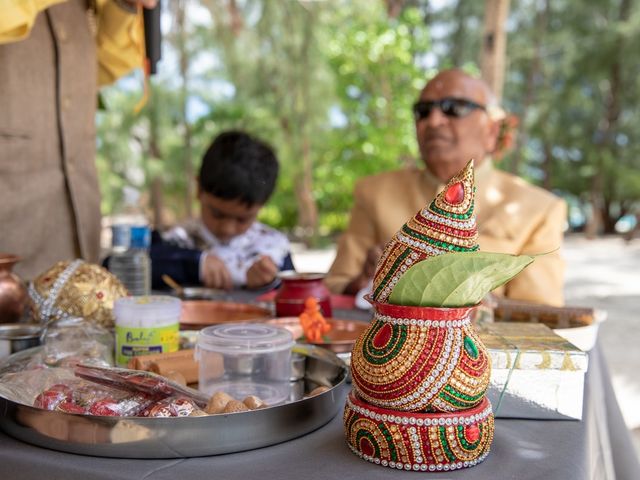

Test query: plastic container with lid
[196,323,294,406]
[114,295,181,366]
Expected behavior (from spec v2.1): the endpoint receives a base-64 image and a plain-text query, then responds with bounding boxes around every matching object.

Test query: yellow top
[0,0,144,86]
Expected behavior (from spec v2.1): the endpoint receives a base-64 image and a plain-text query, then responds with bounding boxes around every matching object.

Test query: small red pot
[274,272,332,318]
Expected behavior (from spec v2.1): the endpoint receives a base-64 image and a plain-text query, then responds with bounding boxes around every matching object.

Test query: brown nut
[223,400,250,413]
[189,408,208,417]
[243,395,267,410]
[205,391,235,414]
[308,386,330,397]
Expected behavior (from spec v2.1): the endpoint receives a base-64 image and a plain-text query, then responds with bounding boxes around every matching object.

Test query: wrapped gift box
[478,322,589,420]
[493,298,606,351]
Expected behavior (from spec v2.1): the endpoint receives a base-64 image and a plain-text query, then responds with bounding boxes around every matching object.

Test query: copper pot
[0,253,29,323]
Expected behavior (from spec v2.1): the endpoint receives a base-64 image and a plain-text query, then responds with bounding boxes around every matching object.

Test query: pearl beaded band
[28,259,83,323]
[373,312,471,328]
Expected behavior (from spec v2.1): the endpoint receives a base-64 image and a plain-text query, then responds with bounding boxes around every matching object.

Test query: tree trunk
[510,0,548,174]
[541,141,552,191]
[385,0,407,18]
[294,136,318,239]
[175,0,195,219]
[147,83,164,229]
[450,0,469,67]
[586,0,630,236]
[291,6,318,243]
[480,0,511,102]
[227,0,244,35]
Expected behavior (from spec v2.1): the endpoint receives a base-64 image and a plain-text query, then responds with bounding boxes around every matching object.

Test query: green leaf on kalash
[388,251,535,307]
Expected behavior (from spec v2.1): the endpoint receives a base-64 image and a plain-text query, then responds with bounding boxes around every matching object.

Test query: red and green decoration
[372,159,479,303]
[344,392,494,472]
[350,303,490,413]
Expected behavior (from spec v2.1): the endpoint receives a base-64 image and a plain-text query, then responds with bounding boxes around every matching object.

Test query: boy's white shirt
[164,220,290,287]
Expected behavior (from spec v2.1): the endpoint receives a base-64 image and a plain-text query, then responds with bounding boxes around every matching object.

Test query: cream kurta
[325,160,567,306]
[0,0,143,280]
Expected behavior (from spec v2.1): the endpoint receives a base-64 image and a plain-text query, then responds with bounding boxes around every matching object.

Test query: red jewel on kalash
[465,424,480,443]
[444,182,465,204]
[372,323,393,349]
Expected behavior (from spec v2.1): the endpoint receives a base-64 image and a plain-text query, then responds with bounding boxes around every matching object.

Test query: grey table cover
[0,343,638,480]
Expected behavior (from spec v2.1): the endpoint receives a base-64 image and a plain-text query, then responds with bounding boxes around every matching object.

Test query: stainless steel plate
[0,344,347,458]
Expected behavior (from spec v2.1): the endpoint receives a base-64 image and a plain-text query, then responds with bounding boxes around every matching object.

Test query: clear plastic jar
[196,323,294,406]
[114,296,181,366]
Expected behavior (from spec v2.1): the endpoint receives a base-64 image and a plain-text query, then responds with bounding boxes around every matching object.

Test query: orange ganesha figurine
[298,297,331,343]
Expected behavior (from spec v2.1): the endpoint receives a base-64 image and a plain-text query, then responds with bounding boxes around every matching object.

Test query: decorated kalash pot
[345,160,535,472]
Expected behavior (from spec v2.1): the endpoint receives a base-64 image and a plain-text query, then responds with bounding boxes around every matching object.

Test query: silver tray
[0,344,347,458]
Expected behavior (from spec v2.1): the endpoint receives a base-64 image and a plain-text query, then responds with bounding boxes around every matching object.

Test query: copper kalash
[344,161,494,472]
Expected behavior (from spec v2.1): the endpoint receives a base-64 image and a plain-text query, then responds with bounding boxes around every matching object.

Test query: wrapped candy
[73,363,209,408]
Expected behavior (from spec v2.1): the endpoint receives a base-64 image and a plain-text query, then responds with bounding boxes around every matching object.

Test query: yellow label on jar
[115,324,179,366]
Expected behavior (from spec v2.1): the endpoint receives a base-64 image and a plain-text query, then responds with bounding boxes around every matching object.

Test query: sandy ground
[562,235,640,454]
[291,234,640,452]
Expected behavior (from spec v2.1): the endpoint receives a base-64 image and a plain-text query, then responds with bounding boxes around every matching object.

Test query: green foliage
[315,3,431,230]
[95,0,640,237]
[504,0,640,228]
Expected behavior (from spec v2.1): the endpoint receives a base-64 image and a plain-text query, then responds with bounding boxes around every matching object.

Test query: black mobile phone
[143,1,162,74]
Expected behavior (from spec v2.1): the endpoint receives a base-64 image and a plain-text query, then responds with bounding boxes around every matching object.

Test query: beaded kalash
[372,160,478,304]
[345,160,495,471]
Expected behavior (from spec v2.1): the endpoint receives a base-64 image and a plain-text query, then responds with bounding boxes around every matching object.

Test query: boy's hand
[201,255,233,290]
[246,255,278,289]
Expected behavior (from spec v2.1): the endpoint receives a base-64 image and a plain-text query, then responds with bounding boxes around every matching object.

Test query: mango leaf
[388,252,535,307]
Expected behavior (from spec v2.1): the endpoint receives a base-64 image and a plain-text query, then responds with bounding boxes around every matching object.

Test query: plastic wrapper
[0,367,152,416]
[74,363,209,408]
[42,317,113,367]
[0,367,76,407]
[0,359,208,417]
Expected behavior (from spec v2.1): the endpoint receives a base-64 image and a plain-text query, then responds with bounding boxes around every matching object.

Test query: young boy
[151,130,293,290]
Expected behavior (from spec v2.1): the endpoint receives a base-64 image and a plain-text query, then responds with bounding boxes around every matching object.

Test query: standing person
[325,68,567,306]
[150,130,294,291]
[0,0,155,280]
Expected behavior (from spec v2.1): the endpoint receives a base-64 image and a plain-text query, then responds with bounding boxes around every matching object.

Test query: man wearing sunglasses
[326,69,566,306]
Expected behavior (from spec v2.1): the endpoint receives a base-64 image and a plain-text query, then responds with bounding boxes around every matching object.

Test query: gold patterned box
[478,322,589,420]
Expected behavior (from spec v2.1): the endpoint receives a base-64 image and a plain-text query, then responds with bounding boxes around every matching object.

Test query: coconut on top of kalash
[345,160,535,470]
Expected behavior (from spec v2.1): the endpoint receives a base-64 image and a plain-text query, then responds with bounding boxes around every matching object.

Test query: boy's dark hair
[198,130,279,206]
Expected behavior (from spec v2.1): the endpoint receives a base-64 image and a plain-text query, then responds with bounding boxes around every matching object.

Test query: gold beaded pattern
[29,260,128,328]
[372,160,478,303]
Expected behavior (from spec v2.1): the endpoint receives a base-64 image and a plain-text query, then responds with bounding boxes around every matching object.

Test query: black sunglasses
[413,97,486,121]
